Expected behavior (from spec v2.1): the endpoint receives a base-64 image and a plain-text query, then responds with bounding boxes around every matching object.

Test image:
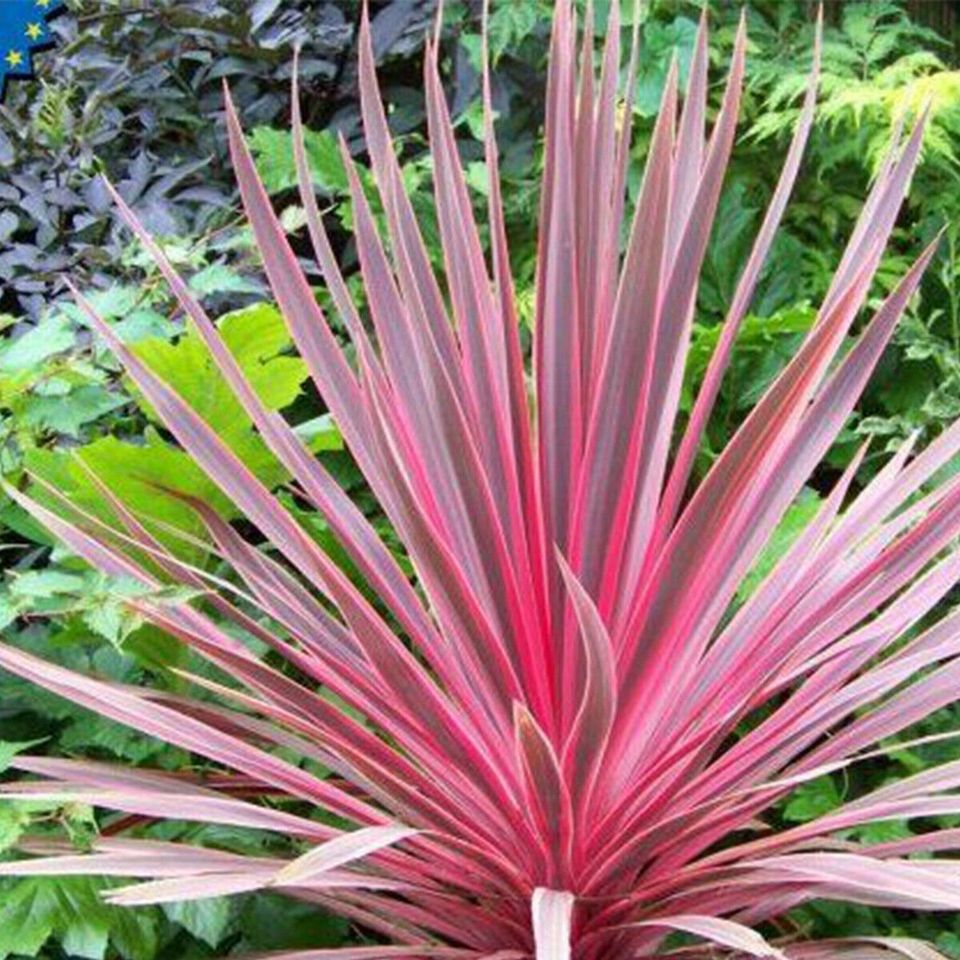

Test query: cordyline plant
[2,2,959,958]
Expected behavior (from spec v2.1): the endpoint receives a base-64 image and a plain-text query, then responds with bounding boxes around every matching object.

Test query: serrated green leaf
[0,805,29,854]
[0,739,46,774]
[58,717,171,763]
[82,600,143,647]
[21,385,126,438]
[8,570,86,599]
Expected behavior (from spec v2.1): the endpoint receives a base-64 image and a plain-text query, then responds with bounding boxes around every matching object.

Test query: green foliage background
[1,0,959,956]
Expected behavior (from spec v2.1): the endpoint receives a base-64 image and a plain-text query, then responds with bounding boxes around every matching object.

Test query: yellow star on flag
[5,50,24,68]
[35,0,52,8]
[25,23,43,41]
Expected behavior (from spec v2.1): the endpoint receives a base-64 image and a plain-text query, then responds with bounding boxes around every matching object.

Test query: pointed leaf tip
[273,824,418,886]
[635,916,786,960]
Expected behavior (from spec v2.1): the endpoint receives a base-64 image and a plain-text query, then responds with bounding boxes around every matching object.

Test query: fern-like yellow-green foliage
[748,2,960,177]
[820,56,960,172]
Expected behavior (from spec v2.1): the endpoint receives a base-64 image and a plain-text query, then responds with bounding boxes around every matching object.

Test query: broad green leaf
[26,429,234,560]
[0,494,53,545]
[737,487,822,602]
[164,897,235,949]
[249,125,347,195]
[111,309,179,344]
[293,413,343,452]
[936,932,960,960]
[129,301,310,488]
[684,304,817,414]
[82,286,144,319]
[635,17,699,116]
[0,879,57,958]
[238,893,348,950]
[62,287,175,343]
[854,819,912,844]
[0,316,74,374]
[107,904,159,960]
[188,263,261,297]
[783,776,843,823]
[0,878,118,958]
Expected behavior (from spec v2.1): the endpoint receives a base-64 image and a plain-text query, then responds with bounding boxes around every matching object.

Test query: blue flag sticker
[0,0,65,100]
